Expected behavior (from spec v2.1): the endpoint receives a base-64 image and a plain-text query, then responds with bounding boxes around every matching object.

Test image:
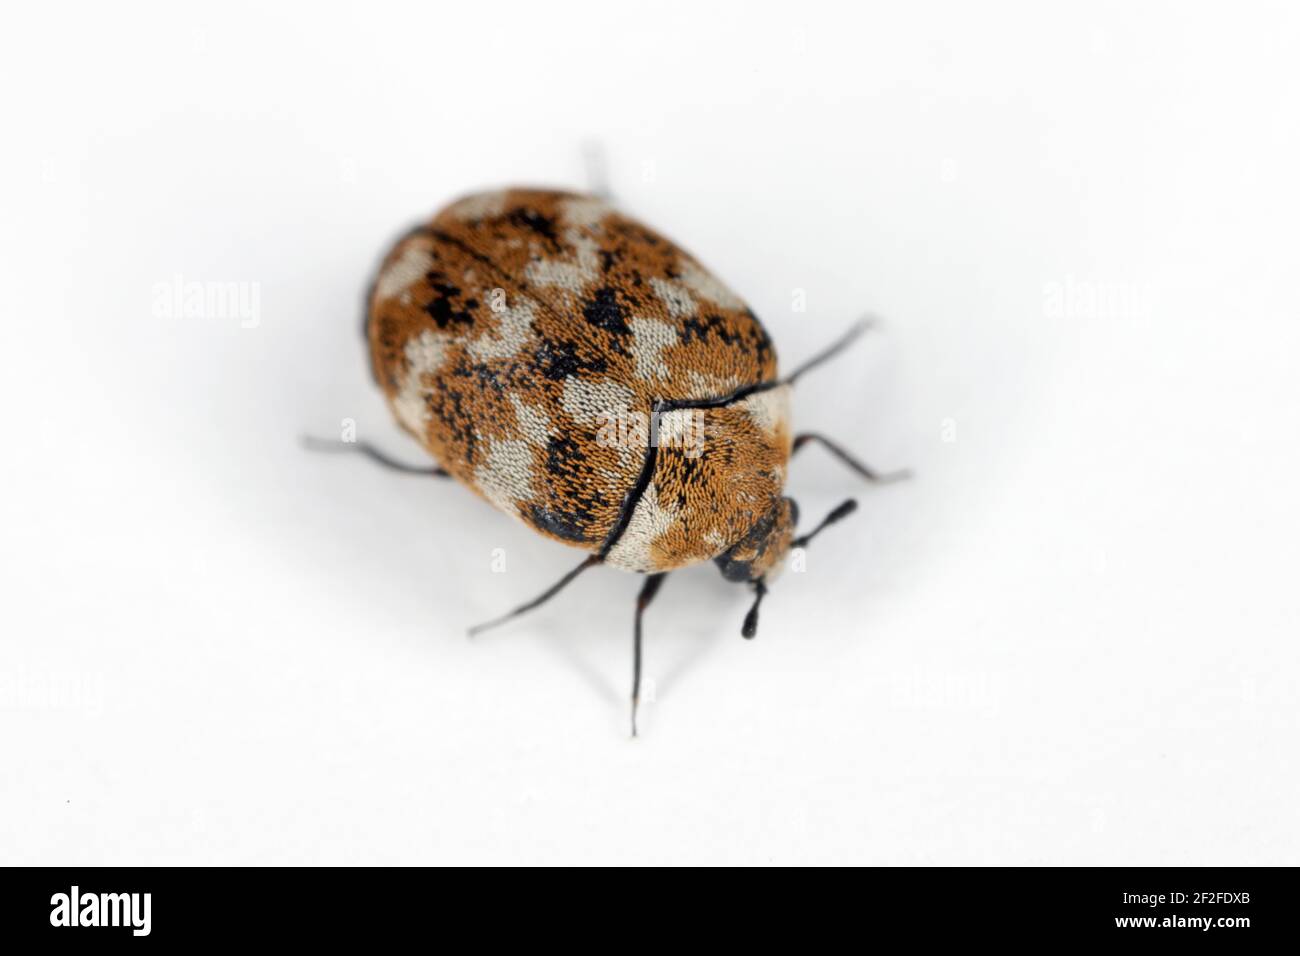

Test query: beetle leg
[792,433,911,484]
[468,555,602,637]
[301,435,449,477]
[631,573,667,738]
[783,318,872,385]
[740,578,767,640]
[793,499,860,550]
[581,140,612,201]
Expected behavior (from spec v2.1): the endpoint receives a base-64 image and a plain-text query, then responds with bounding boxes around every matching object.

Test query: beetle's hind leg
[631,573,668,737]
[581,141,612,201]
[301,435,449,477]
[792,433,911,484]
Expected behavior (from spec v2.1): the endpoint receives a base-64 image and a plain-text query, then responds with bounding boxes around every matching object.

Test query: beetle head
[713,494,859,639]
[713,497,800,584]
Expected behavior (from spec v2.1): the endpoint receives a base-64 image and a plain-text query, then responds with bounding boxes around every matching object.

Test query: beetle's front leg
[791,433,911,484]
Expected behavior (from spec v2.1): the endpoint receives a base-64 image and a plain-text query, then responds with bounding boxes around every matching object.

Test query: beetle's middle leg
[301,435,449,477]
[468,555,602,637]
[791,433,911,484]
[631,572,668,738]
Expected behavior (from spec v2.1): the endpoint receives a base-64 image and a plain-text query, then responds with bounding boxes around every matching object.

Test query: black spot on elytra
[422,383,479,466]
[682,313,741,347]
[528,504,591,543]
[612,221,661,247]
[544,435,583,478]
[533,338,608,381]
[471,362,506,392]
[508,208,560,245]
[741,309,775,364]
[423,271,475,329]
[582,286,631,336]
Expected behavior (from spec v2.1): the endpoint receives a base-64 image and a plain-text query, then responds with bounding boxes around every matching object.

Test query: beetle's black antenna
[741,579,768,639]
[793,499,859,549]
[301,435,449,477]
[785,496,857,548]
[737,500,859,640]
[783,317,873,386]
[792,433,912,483]
[631,573,667,737]
[468,555,603,636]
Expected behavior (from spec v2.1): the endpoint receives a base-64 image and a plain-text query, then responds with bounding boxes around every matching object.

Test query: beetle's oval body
[366,189,794,576]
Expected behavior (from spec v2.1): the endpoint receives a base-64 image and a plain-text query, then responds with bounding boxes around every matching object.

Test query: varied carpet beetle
[313,188,907,734]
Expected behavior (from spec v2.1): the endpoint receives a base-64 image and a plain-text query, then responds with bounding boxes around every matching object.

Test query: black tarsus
[782,318,873,386]
[301,435,449,477]
[792,433,912,484]
[467,555,603,637]
[631,573,667,737]
[741,579,768,639]
[793,499,859,550]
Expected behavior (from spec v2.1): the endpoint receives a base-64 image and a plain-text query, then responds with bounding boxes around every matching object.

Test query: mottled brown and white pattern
[366,188,787,571]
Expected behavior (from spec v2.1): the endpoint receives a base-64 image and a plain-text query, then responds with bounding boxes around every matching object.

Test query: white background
[2,1,1297,865]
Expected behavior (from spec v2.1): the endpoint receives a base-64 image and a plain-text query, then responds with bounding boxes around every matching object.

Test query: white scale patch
[376,243,433,301]
[475,438,536,514]
[524,235,600,294]
[394,329,452,436]
[523,199,613,297]
[604,482,681,572]
[649,276,697,318]
[561,376,635,426]
[704,529,728,553]
[629,317,678,381]
[447,192,507,221]
[467,299,536,361]
[510,394,552,447]
[686,370,743,398]
[680,258,745,309]
[738,385,791,440]
[560,195,614,230]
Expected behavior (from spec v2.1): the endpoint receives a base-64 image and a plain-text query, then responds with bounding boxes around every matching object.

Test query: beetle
[310,188,906,734]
